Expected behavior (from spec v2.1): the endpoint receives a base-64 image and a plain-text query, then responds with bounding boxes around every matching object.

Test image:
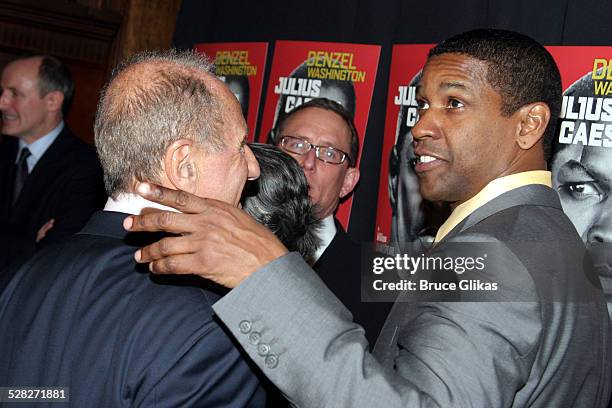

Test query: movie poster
[547,46,612,316]
[258,40,381,230]
[374,44,435,246]
[194,42,268,142]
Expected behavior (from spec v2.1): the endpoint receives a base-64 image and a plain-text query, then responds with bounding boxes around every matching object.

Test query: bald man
[0,51,265,406]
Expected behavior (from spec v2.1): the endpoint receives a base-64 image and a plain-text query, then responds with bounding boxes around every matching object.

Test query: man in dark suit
[125,30,611,407]
[272,97,390,345]
[0,50,265,406]
[0,55,105,268]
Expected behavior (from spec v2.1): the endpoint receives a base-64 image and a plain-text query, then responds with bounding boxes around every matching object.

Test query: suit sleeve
[139,316,266,407]
[38,156,105,247]
[213,251,541,408]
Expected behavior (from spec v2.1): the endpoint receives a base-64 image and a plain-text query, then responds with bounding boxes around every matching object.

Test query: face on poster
[374,44,451,247]
[259,40,381,230]
[194,42,268,142]
[547,47,612,301]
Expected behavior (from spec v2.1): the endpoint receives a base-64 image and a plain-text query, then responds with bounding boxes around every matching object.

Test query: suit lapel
[372,292,411,368]
[10,128,73,219]
[373,184,562,366]
[441,184,561,243]
[0,137,18,220]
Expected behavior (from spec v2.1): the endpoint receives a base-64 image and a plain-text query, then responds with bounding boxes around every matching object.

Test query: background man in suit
[0,50,266,406]
[0,55,105,268]
[126,30,611,407]
[272,97,389,345]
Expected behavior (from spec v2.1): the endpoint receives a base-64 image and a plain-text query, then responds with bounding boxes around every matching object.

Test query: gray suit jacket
[214,185,611,407]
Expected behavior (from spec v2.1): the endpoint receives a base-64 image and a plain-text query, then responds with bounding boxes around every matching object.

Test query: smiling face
[0,57,58,143]
[412,54,521,205]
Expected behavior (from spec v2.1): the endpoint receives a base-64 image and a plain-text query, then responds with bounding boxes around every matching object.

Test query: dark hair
[273,97,360,166]
[35,56,75,117]
[429,28,562,160]
[242,143,321,263]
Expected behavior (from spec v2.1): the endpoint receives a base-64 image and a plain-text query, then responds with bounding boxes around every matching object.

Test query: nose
[411,108,439,146]
[587,200,612,243]
[244,145,260,180]
[301,148,317,172]
[0,89,9,109]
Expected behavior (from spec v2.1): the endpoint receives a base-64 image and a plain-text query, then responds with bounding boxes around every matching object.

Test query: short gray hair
[95,50,224,197]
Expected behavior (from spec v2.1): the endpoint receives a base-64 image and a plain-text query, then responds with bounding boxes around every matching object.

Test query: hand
[123,183,288,288]
[36,218,55,243]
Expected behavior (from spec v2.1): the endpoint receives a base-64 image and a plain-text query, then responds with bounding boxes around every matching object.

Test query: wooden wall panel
[0,0,182,144]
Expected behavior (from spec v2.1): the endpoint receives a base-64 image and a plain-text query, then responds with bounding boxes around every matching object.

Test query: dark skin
[125,54,551,287]
[124,182,287,288]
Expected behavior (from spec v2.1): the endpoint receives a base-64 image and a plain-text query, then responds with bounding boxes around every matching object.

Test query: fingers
[135,235,196,263]
[36,218,55,243]
[134,182,209,214]
[125,209,208,234]
[148,254,201,275]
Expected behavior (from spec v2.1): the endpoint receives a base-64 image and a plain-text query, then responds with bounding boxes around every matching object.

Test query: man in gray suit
[125,29,611,407]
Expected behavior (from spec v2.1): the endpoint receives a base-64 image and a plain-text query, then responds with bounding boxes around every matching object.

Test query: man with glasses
[271,97,389,345]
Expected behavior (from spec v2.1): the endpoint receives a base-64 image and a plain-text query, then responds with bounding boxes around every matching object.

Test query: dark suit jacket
[0,211,266,407]
[313,221,392,346]
[0,128,106,255]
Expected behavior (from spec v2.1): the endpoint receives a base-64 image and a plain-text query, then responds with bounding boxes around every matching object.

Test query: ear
[339,167,360,198]
[44,91,64,114]
[516,102,550,150]
[164,139,198,193]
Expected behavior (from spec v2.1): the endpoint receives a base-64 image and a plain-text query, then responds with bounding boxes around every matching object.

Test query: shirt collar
[313,215,337,262]
[103,193,180,215]
[434,170,552,243]
[17,121,64,165]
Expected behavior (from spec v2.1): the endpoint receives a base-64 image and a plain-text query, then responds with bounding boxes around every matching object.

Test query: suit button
[257,343,271,356]
[249,331,261,344]
[239,320,252,334]
[265,354,279,369]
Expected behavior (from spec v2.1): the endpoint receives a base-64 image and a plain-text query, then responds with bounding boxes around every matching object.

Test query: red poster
[258,40,381,230]
[374,44,434,245]
[194,42,268,142]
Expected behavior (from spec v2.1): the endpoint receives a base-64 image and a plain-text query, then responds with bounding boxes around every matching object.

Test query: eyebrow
[440,81,469,92]
[560,159,602,180]
[415,81,470,95]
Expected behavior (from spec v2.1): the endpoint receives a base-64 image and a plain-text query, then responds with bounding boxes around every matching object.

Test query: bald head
[95,50,230,197]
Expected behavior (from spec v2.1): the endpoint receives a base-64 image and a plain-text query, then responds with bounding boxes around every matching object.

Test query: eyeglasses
[279,135,352,165]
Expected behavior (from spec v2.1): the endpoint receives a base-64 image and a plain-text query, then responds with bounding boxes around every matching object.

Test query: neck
[104,192,180,215]
[21,119,63,145]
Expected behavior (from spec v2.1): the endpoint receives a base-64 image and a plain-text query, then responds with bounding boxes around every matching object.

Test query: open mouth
[1,114,17,121]
[413,154,444,172]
